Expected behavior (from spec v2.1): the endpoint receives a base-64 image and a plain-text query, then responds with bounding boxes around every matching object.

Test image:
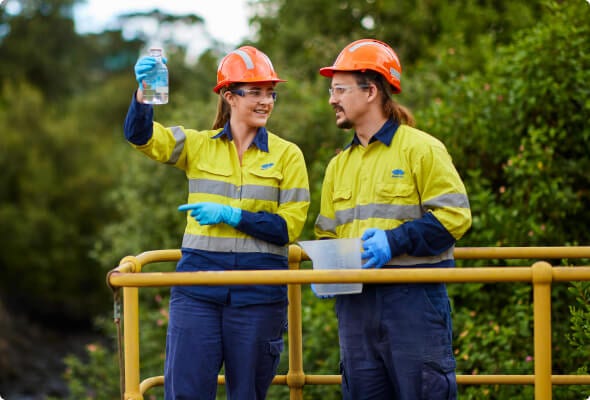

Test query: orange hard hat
[319,39,402,93]
[213,46,286,93]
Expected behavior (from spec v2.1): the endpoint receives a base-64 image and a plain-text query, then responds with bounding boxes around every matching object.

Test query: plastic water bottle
[142,48,168,105]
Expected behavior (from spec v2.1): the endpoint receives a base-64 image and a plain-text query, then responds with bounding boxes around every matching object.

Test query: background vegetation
[1,0,589,399]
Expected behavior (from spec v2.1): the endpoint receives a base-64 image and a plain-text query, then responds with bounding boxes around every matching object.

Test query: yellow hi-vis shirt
[133,122,310,258]
[315,123,471,266]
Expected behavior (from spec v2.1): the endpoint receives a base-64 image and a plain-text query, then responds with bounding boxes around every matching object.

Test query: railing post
[532,261,553,400]
[120,256,143,400]
[287,245,305,400]
[123,286,142,399]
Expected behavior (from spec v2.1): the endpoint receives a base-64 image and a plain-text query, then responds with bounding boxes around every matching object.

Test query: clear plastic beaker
[299,238,363,296]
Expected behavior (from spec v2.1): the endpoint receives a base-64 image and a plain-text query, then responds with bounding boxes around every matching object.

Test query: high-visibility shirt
[124,95,310,304]
[315,119,471,267]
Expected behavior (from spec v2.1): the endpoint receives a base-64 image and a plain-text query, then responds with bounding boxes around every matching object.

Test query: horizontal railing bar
[117,247,590,268]
[140,373,590,392]
[453,247,590,259]
[552,268,590,281]
[108,267,590,288]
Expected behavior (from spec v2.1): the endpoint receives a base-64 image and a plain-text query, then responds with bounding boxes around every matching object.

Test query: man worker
[314,38,472,400]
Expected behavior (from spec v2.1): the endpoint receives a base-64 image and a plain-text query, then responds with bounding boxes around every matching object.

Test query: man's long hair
[355,71,415,127]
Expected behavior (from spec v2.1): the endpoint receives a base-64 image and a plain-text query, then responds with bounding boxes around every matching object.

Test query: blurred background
[0,0,589,398]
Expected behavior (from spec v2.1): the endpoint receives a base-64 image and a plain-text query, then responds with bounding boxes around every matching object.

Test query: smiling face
[328,72,371,130]
[225,82,277,128]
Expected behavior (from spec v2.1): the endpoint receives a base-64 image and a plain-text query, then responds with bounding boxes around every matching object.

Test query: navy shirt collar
[349,119,399,148]
[212,121,270,152]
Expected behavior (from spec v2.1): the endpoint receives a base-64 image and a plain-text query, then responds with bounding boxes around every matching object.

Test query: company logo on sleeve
[261,163,274,170]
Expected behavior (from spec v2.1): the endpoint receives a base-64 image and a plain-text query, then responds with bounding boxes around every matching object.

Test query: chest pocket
[196,161,232,178]
[333,187,352,208]
[193,162,233,197]
[249,168,283,182]
[246,168,282,202]
[376,182,416,203]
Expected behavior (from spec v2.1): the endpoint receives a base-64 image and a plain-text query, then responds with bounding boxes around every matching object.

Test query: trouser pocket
[421,359,457,400]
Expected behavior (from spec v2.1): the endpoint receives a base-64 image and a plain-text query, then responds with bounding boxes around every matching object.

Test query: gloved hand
[134,56,168,86]
[178,202,242,227]
[361,228,392,269]
[311,284,335,299]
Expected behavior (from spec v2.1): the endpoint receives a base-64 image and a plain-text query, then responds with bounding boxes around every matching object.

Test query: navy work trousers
[336,283,457,400]
[164,288,287,400]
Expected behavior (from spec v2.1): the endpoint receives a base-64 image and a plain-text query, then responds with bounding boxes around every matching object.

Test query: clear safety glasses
[328,84,370,97]
[231,88,278,101]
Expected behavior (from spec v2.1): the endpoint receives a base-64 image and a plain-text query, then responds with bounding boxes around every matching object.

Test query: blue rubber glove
[311,284,335,299]
[361,228,392,269]
[178,202,242,227]
[134,56,168,86]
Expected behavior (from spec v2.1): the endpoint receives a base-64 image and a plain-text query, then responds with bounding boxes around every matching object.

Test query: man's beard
[334,106,352,129]
[337,119,353,129]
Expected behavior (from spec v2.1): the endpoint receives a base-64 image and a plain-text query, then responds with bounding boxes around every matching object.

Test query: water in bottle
[142,48,168,105]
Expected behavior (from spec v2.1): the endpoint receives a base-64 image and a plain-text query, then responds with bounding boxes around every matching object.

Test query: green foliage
[450,283,535,399]
[0,0,142,100]
[2,0,590,398]
[567,282,590,356]
[417,1,590,398]
[252,0,544,86]
[562,281,590,398]
[53,295,168,400]
[299,283,341,399]
[420,1,590,248]
[57,341,121,400]
[89,149,186,265]
[0,79,118,321]
[0,0,82,98]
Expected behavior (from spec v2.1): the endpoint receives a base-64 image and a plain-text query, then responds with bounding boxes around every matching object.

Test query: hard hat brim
[319,66,371,78]
[213,78,287,94]
[319,67,338,78]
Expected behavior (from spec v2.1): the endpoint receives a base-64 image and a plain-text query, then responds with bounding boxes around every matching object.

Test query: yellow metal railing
[106,246,590,400]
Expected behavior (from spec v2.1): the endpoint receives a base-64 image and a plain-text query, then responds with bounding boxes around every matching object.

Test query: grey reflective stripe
[182,234,288,257]
[166,126,186,165]
[316,214,337,234]
[423,193,470,209]
[335,203,423,226]
[385,246,454,266]
[317,204,422,233]
[280,188,310,203]
[242,185,279,201]
[189,179,278,201]
[232,49,254,69]
[189,179,308,204]
[189,179,235,197]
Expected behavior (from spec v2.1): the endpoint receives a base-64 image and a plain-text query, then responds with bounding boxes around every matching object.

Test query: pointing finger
[178,203,200,212]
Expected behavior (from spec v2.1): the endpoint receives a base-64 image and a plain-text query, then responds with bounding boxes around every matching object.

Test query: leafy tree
[421,0,590,247]
[417,1,590,398]
[0,79,114,322]
[251,0,544,85]
[0,0,90,98]
[566,281,590,378]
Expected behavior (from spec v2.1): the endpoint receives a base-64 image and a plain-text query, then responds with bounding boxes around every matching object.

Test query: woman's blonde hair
[212,85,234,130]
